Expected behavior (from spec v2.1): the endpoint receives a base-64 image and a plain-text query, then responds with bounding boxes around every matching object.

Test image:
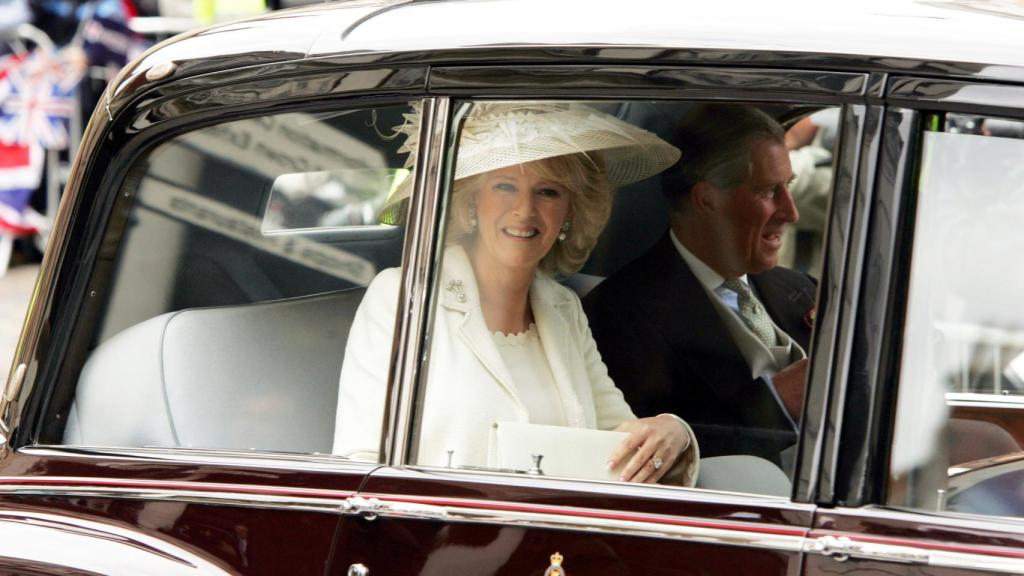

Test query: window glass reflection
[61,104,415,457]
[891,114,1024,516]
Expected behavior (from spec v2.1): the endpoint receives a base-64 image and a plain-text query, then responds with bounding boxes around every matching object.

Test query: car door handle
[809,535,929,565]
[342,495,449,522]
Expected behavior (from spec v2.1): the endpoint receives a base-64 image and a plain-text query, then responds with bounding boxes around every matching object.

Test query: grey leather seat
[696,455,792,496]
[64,288,365,454]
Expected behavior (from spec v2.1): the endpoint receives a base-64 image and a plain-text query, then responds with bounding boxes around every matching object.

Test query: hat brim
[452,107,680,186]
[378,105,681,225]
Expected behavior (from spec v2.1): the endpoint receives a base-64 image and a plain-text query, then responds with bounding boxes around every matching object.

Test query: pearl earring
[469,206,477,228]
[558,220,570,241]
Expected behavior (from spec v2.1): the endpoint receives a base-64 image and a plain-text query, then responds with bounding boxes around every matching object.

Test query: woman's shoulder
[370,265,402,284]
[362,266,403,304]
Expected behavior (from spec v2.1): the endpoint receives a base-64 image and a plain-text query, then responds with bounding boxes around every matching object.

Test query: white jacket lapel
[531,277,586,427]
[440,247,521,406]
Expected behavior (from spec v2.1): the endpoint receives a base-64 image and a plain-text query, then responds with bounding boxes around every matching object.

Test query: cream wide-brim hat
[379,102,681,225]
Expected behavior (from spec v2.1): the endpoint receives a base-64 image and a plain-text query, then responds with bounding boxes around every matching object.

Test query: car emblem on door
[544,551,565,576]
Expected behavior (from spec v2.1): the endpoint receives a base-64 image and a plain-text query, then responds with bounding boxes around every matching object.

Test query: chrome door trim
[809,534,925,564]
[350,493,807,553]
[6,479,1019,570]
[0,479,806,554]
[806,531,1024,574]
[0,476,356,513]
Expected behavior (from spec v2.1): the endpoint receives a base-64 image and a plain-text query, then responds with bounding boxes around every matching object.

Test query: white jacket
[334,246,696,482]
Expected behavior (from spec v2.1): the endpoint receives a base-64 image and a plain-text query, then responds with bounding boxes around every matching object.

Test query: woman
[334,102,697,485]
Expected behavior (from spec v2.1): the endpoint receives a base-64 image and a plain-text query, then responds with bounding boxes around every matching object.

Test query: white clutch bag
[488,421,628,481]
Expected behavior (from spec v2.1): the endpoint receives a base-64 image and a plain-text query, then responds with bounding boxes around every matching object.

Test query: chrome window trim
[401,99,474,467]
[814,102,881,504]
[429,65,869,100]
[946,392,1024,407]
[830,106,915,507]
[392,461,798,503]
[384,97,452,467]
[18,446,379,472]
[794,102,872,504]
[259,223,401,237]
[121,65,430,133]
[887,77,1024,120]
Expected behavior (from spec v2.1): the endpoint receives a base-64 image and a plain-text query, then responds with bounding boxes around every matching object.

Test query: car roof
[323,0,1024,66]
[113,0,1024,103]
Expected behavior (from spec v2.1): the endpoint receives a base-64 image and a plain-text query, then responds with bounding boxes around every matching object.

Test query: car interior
[55,100,836,494]
[64,106,411,453]
[66,99,1003,501]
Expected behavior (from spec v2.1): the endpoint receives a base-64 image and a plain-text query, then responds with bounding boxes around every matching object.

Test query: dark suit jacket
[582,233,817,463]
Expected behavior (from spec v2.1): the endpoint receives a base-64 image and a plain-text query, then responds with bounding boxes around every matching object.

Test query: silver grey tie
[722,279,778,348]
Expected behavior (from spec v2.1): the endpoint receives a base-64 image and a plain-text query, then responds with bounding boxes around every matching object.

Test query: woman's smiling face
[470,162,573,274]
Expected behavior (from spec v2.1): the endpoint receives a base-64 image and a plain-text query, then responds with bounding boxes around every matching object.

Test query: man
[583,104,817,466]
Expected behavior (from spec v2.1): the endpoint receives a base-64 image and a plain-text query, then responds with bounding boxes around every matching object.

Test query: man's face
[709,138,798,278]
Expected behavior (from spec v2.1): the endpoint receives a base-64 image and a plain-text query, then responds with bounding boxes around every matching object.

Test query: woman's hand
[608,414,690,483]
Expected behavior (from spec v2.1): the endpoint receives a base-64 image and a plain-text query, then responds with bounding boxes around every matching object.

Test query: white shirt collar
[669,230,748,291]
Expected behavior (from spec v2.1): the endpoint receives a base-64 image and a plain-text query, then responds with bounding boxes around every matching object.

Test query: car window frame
[11,62,432,473]
[388,64,876,506]
[838,75,1024,516]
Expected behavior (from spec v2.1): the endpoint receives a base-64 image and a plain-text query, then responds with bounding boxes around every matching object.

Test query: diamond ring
[651,456,664,470]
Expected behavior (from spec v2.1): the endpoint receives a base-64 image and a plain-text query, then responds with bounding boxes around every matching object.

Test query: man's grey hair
[663,104,785,212]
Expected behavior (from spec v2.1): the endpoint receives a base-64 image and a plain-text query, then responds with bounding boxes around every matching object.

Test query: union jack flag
[0,141,43,236]
[0,49,81,150]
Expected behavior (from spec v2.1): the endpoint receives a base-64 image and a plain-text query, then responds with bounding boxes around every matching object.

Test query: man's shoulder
[583,238,674,305]
[757,265,817,291]
[752,265,817,327]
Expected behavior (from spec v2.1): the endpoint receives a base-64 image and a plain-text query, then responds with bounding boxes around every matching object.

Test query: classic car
[2,0,1023,573]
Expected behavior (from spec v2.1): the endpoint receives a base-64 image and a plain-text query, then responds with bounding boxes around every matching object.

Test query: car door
[803,78,1024,575]
[0,58,430,574]
[327,63,873,576]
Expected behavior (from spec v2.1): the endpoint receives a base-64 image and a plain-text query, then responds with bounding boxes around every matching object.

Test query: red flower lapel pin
[803,305,817,329]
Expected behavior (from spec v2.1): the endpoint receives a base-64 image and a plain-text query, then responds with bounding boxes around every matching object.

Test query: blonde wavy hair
[446,153,614,277]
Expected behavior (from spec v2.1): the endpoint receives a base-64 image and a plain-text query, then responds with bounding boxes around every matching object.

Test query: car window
[889,113,1024,517]
[382,100,833,494]
[59,103,418,456]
